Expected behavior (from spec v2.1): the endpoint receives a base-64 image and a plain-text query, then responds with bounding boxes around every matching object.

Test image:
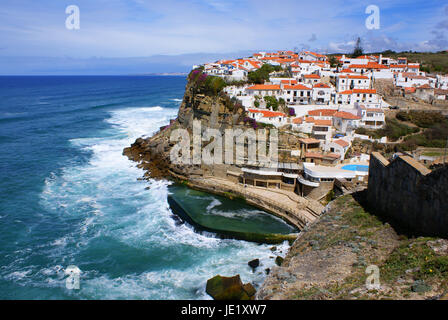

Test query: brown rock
[206,275,255,300]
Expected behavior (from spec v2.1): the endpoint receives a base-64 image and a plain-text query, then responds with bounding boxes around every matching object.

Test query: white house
[357,105,385,129]
[283,84,312,104]
[323,139,351,160]
[303,74,321,85]
[333,111,361,134]
[434,89,448,100]
[247,109,288,127]
[246,84,282,97]
[436,75,448,89]
[395,72,430,88]
[299,51,327,62]
[336,74,371,92]
[312,83,333,104]
[334,91,352,105]
[291,117,313,133]
[351,89,379,105]
[311,119,333,141]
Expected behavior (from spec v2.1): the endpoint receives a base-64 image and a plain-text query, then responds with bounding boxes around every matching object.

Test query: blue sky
[0,0,447,74]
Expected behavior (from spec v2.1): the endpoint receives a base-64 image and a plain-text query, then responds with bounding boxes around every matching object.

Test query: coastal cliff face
[124,78,245,179]
[123,76,305,181]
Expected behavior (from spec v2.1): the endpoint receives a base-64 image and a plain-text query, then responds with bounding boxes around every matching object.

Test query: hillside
[329,51,448,74]
[257,193,448,300]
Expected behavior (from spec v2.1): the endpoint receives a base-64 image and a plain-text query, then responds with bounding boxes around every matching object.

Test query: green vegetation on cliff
[248,64,282,84]
[396,111,448,150]
[258,193,448,300]
[355,111,448,152]
[188,68,226,96]
[355,118,419,141]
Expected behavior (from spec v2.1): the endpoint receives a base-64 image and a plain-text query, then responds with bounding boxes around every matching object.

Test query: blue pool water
[0,76,288,299]
[341,165,369,172]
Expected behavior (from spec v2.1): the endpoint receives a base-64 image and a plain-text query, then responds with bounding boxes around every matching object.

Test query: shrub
[396,111,446,128]
[247,64,282,84]
[288,108,296,117]
[263,96,279,111]
[202,76,226,96]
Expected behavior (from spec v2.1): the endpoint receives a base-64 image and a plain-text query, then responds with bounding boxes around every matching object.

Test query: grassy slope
[277,194,448,300]
[328,51,448,74]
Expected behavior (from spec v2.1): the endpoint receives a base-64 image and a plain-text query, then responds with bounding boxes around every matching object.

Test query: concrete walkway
[189,176,325,229]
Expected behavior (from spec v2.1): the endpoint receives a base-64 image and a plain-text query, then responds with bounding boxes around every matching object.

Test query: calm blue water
[0,76,288,299]
[341,165,369,172]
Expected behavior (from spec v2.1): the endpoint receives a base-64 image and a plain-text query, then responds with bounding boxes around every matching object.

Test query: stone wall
[367,152,448,236]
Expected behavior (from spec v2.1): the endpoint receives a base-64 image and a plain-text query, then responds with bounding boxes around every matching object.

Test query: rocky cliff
[123,75,306,181]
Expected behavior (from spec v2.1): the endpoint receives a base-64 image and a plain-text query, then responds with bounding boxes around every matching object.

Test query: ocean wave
[32,103,287,299]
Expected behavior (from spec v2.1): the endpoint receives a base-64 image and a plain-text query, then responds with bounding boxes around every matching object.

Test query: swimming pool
[341,164,369,172]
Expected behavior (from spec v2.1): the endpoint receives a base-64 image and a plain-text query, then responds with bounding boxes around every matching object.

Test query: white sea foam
[34,105,289,299]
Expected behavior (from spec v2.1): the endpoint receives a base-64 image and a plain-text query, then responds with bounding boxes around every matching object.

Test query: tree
[329,56,338,68]
[248,64,282,84]
[352,37,363,58]
[264,96,279,111]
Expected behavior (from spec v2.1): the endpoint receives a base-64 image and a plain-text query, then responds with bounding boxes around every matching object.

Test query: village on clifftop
[190,50,448,199]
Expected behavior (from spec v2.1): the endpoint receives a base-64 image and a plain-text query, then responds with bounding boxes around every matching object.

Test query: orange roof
[364,108,384,113]
[359,106,384,113]
[353,89,377,94]
[349,62,389,69]
[292,117,303,124]
[284,84,312,90]
[308,109,337,117]
[304,74,320,79]
[281,79,297,84]
[404,74,428,80]
[340,68,354,73]
[313,83,331,88]
[260,110,286,118]
[333,111,361,120]
[404,87,416,93]
[334,139,349,147]
[302,51,327,58]
[305,117,315,123]
[276,58,296,63]
[339,90,353,95]
[304,152,324,159]
[313,120,332,126]
[390,64,407,69]
[326,153,341,159]
[339,74,369,79]
[248,109,285,118]
[247,85,281,90]
[417,84,432,89]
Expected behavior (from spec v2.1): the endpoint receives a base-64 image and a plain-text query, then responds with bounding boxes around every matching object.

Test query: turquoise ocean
[0,76,291,299]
